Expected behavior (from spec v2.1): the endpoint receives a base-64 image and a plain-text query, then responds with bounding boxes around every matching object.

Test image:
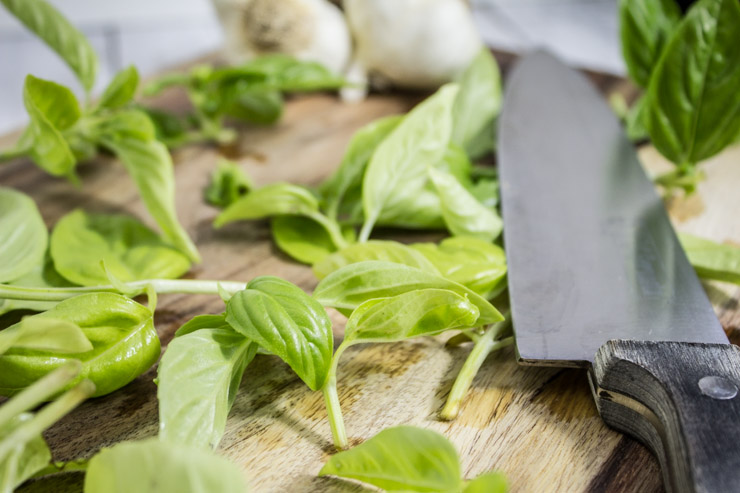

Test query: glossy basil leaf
[645,0,740,166]
[0,187,47,283]
[428,167,502,242]
[1,0,97,91]
[319,425,462,492]
[619,0,681,87]
[0,253,74,316]
[204,160,253,208]
[344,289,480,345]
[376,186,445,230]
[360,84,458,239]
[84,438,248,493]
[0,293,160,398]
[464,472,508,493]
[320,115,403,218]
[451,48,502,159]
[314,261,503,325]
[214,183,319,227]
[271,215,354,265]
[50,210,191,286]
[0,413,51,491]
[22,75,77,177]
[679,233,740,285]
[313,240,439,280]
[226,277,332,390]
[98,66,139,110]
[0,317,92,355]
[96,109,201,263]
[158,319,256,449]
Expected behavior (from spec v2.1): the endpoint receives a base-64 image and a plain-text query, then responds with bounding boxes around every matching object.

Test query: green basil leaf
[271,215,354,265]
[619,0,681,88]
[214,183,319,227]
[24,75,80,130]
[97,109,201,263]
[679,233,740,284]
[0,188,47,283]
[428,167,502,242]
[0,253,74,316]
[226,277,332,390]
[0,317,92,355]
[468,177,499,209]
[360,84,458,239]
[319,425,462,492]
[376,186,445,229]
[344,289,481,345]
[222,88,283,124]
[464,471,508,493]
[0,413,51,491]
[50,210,191,286]
[0,293,160,398]
[313,240,439,280]
[98,66,139,110]
[645,0,740,166]
[204,160,253,208]
[84,438,248,493]
[1,0,98,91]
[451,48,502,159]
[158,320,256,449]
[313,261,503,325]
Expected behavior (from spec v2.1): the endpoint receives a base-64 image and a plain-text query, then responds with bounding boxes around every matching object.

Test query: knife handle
[591,340,740,493]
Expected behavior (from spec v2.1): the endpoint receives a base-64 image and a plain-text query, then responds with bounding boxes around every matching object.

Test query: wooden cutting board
[2,57,740,492]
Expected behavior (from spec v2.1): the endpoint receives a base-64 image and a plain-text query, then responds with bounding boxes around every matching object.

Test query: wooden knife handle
[591,340,740,493]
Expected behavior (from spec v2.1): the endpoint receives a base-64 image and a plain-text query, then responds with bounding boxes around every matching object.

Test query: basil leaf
[360,84,458,240]
[645,0,740,166]
[226,277,332,391]
[204,159,253,208]
[84,438,248,493]
[271,215,354,265]
[468,177,499,209]
[619,0,681,88]
[0,253,74,316]
[98,66,139,110]
[313,240,439,280]
[428,167,502,242]
[0,293,160,398]
[0,413,51,491]
[344,289,481,345]
[0,188,47,283]
[464,472,508,493]
[319,426,462,492]
[222,88,283,124]
[97,109,201,263]
[214,183,320,227]
[313,261,503,325]
[158,320,256,449]
[50,210,191,286]
[679,233,740,285]
[1,0,98,91]
[451,48,502,159]
[376,186,445,229]
[0,317,92,355]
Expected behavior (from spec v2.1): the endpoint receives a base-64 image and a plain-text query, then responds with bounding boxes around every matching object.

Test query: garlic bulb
[210,0,352,76]
[344,0,482,90]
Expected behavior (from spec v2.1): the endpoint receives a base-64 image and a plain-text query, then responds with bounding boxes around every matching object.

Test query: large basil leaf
[1,0,98,91]
[344,289,481,345]
[96,109,201,263]
[0,293,160,398]
[271,215,354,265]
[679,233,740,285]
[645,0,740,166]
[319,426,462,492]
[0,413,51,492]
[214,183,319,227]
[50,210,191,286]
[84,438,248,493]
[313,261,503,325]
[619,0,681,87]
[158,317,256,449]
[360,84,458,240]
[226,277,332,390]
[0,188,47,283]
[313,240,439,280]
[428,167,502,242]
[0,317,92,356]
[98,66,139,110]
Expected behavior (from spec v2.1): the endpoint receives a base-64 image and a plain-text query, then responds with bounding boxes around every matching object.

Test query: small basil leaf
[319,425,463,492]
[0,188,47,283]
[313,240,439,280]
[0,413,51,490]
[204,160,253,208]
[271,215,354,265]
[0,317,92,355]
[84,438,248,493]
[344,289,481,345]
[464,472,508,493]
[1,0,98,91]
[214,183,319,227]
[222,88,283,124]
[158,322,256,449]
[0,293,160,398]
[679,233,740,285]
[50,210,191,286]
[174,314,229,337]
[226,277,332,390]
[313,261,503,325]
[98,66,139,110]
[645,0,740,166]
[428,167,502,242]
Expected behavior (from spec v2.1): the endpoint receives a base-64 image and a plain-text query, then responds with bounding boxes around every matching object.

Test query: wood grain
[0,62,737,492]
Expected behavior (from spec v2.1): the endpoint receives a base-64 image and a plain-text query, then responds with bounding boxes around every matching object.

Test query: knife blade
[498,51,740,493]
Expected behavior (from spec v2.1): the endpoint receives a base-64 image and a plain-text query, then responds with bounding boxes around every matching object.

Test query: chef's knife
[498,51,740,493]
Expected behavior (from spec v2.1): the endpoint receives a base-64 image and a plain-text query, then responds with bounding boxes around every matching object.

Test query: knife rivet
[698,376,738,400]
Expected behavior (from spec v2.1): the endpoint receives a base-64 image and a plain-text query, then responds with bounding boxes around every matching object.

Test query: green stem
[0,279,247,302]
[0,145,30,162]
[322,341,350,450]
[358,215,376,243]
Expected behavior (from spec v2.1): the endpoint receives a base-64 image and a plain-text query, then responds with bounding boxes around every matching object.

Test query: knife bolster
[591,340,740,493]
